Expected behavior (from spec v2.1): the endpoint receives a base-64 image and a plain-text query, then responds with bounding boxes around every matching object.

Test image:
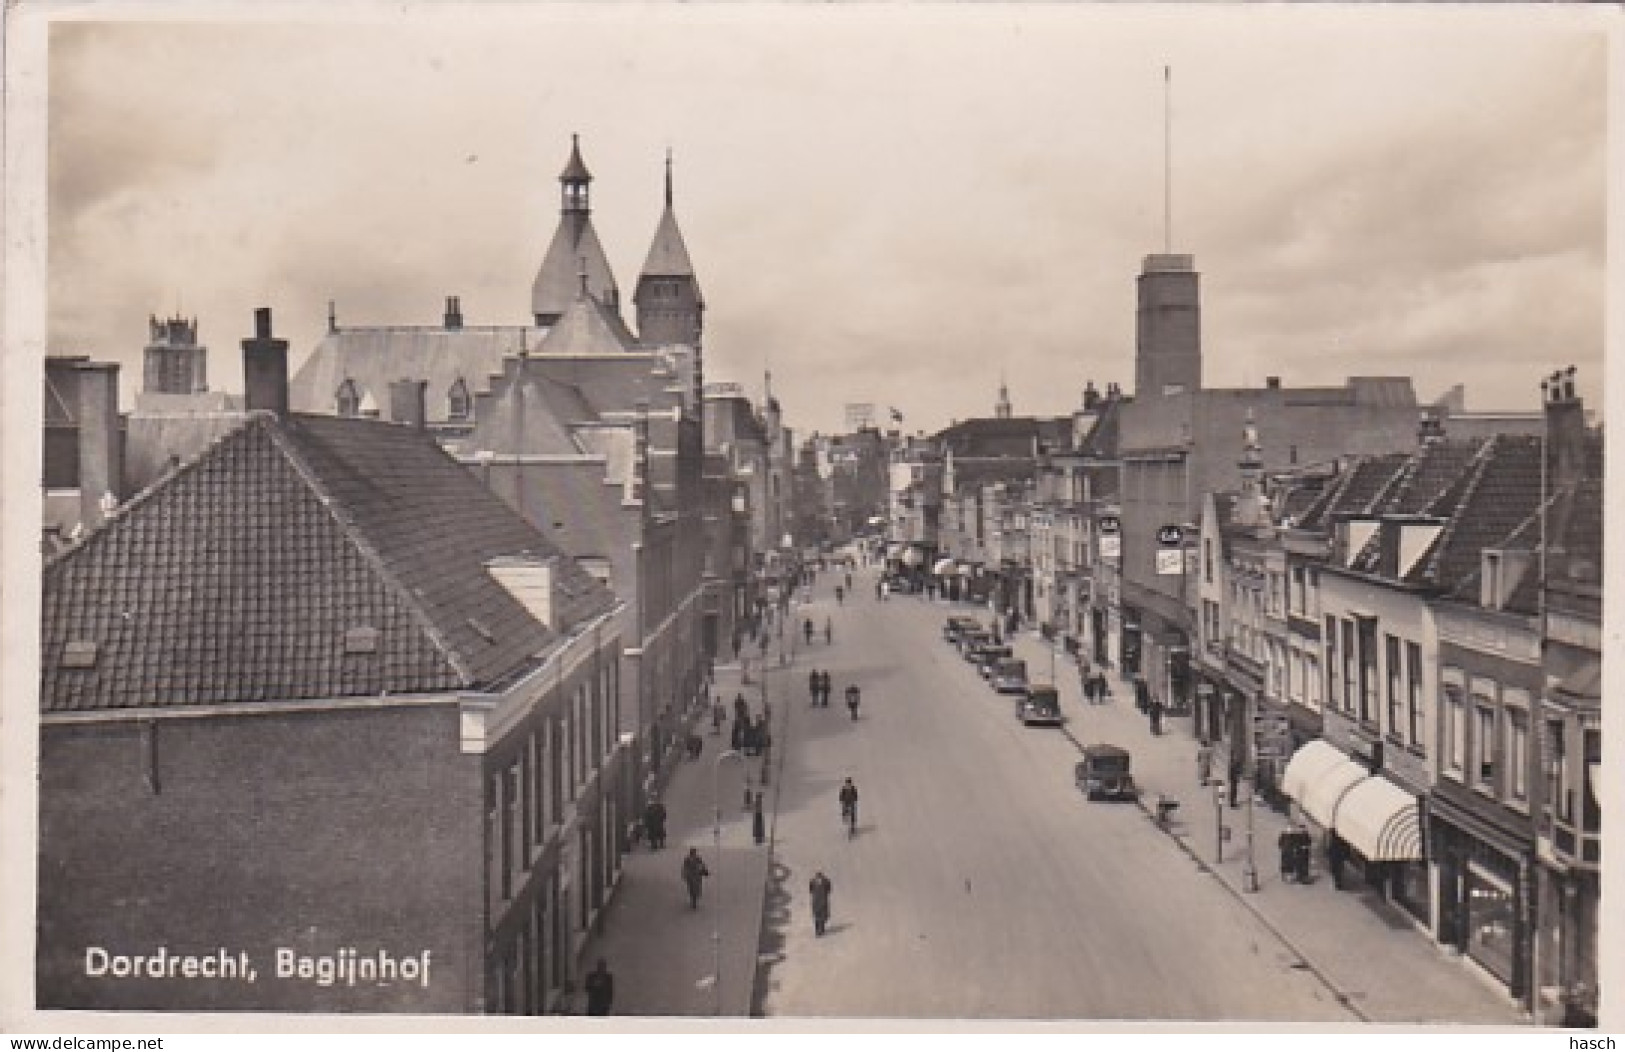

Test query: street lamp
[710,748,744,1015]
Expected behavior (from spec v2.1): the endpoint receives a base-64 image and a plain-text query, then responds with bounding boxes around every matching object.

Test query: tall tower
[531,135,621,326]
[1134,253,1201,398]
[142,315,207,395]
[634,150,705,351]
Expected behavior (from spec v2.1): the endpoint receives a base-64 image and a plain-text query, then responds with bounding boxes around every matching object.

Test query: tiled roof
[1415,434,1544,591]
[1380,438,1485,516]
[537,293,637,356]
[1296,453,1409,530]
[1077,399,1122,459]
[289,325,542,426]
[532,216,620,323]
[638,206,703,296]
[42,413,615,713]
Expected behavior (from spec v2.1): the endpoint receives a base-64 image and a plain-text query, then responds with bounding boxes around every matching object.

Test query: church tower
[995,377,1013,419]
[143,315,207,395]
[634,151,705,351]
[531,135,621,327]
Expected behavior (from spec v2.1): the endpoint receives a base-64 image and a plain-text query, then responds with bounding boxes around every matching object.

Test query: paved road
[756,571,1358,1022]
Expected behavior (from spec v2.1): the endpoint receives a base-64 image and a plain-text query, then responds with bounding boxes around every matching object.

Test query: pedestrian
[731,717,746,752]
[1277,827,1296,882]
[712,698,725,735]
[809,668,821,706]
[752,792,766,845]
[583,958,614,1016]
[818,670,832,707]
[1133,675,1150,715]
[1327,833,1348,890]
[681,848,710,908]
[824,617,833,645]
[1196,740,1214,786]
[1228,755,1244,809]
[643,798,667,850]
[1292,826,1313,883]
[1096,671,1111,702]
[734,693,750,723]
[808,870,833,936]
[1148,696,1164,736]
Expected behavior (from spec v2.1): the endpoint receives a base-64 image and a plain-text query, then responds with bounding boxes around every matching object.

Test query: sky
[33,3,1613,437]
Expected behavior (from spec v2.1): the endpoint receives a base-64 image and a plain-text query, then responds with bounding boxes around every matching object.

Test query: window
[1507,706,1529,803]
[1386,634,1402,736]
[1406,642,1424,747]
[1342,619,1357,716]
[1204,539,1214,583]
[550,716,564,824]
[1357,619,1377,725]
[448,378,471,421]
[1291,566,1306,615]
[505,760,522,891]
[1326,616,1340,709]
[1474,704,1496,790]
[1306,653,1321,707]
[336,378,360,417]
[1443,683,1466,776]
[1547,719,1570,821]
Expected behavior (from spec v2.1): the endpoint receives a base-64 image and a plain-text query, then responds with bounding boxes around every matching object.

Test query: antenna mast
[1163,65,1172,255]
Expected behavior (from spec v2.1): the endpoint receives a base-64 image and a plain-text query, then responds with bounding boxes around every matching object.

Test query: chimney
[444,295,464,330]
[242,307,289,417]
[1083,381,1100,412]
[1544,366,1587,493]
[75,361,123,530]
[1265,376,1281,390]
[389,378,428,430]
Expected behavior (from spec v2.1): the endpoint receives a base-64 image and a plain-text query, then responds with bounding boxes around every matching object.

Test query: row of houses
[35,139,798,1013]
[883,249,1603,1025]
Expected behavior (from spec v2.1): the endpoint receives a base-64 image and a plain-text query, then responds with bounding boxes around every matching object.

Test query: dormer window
[336,378,361,417]
[448,378,472,422]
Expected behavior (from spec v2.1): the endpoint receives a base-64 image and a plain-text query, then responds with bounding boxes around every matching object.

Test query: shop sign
[1155,549,1184,575]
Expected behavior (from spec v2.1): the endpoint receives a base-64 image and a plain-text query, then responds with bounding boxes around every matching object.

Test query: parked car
[1075,744,1137,801]
[1016,684,1062,725]
[976,645,1013,677]
[959,631,994,659]
[943,616,980,643]
[991,658,1029,694]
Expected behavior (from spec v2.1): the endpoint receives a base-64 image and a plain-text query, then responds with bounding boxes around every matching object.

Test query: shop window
[1465,864,1516,983]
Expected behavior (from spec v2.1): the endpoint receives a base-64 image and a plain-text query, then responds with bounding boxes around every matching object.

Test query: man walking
[643,798,668,850]
[583,959,614,1016]
[682,848,710,908]
[809,870,834,936]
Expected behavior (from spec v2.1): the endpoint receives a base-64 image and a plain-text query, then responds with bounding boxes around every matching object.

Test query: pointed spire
[665,147,673,209]
[560,132,591,182]
[327,299,337,334]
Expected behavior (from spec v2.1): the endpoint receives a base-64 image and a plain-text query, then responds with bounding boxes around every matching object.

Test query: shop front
[1433,798,1533,1006]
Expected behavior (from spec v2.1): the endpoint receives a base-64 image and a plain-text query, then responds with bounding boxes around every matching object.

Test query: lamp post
[711,748,743,1015]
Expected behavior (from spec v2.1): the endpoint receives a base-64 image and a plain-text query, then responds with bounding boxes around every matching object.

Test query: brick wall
[37,703,482,1013]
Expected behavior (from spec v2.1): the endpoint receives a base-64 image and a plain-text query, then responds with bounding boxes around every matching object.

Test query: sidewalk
[572,655,793,1018]
[1004,628,1531,1027]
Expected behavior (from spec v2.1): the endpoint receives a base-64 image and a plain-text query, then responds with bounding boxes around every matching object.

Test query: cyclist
[838,777,859,835]
[845,683,861,721]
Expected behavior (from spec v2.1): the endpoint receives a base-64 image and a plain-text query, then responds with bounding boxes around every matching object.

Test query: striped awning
[1282,740,1368,829]
[1334,776,1424,861]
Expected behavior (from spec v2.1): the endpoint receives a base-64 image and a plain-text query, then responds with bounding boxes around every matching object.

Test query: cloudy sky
[34,3,1611,436]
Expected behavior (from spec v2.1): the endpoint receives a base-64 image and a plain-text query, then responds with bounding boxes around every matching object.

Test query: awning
[1334,776,1424,861]
[932,558,955,575]
[1281,740,1368,829]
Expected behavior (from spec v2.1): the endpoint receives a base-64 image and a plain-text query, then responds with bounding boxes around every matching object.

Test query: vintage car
[990,658,1029,694]
[975,645,1014,677]
[1015,684,1062,725]
[942,616,980,644]
[1075,744,1137,801]
[959,631,995,660]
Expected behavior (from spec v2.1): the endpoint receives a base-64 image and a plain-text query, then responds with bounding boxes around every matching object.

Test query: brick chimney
[1543,365,1587,493]
[388,378,428,430]
[75,360,123,530]
[242,307,289,416]
[444,295,464,330]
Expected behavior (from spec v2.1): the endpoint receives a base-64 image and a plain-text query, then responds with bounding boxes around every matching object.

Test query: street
[756,567,1358,1021]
